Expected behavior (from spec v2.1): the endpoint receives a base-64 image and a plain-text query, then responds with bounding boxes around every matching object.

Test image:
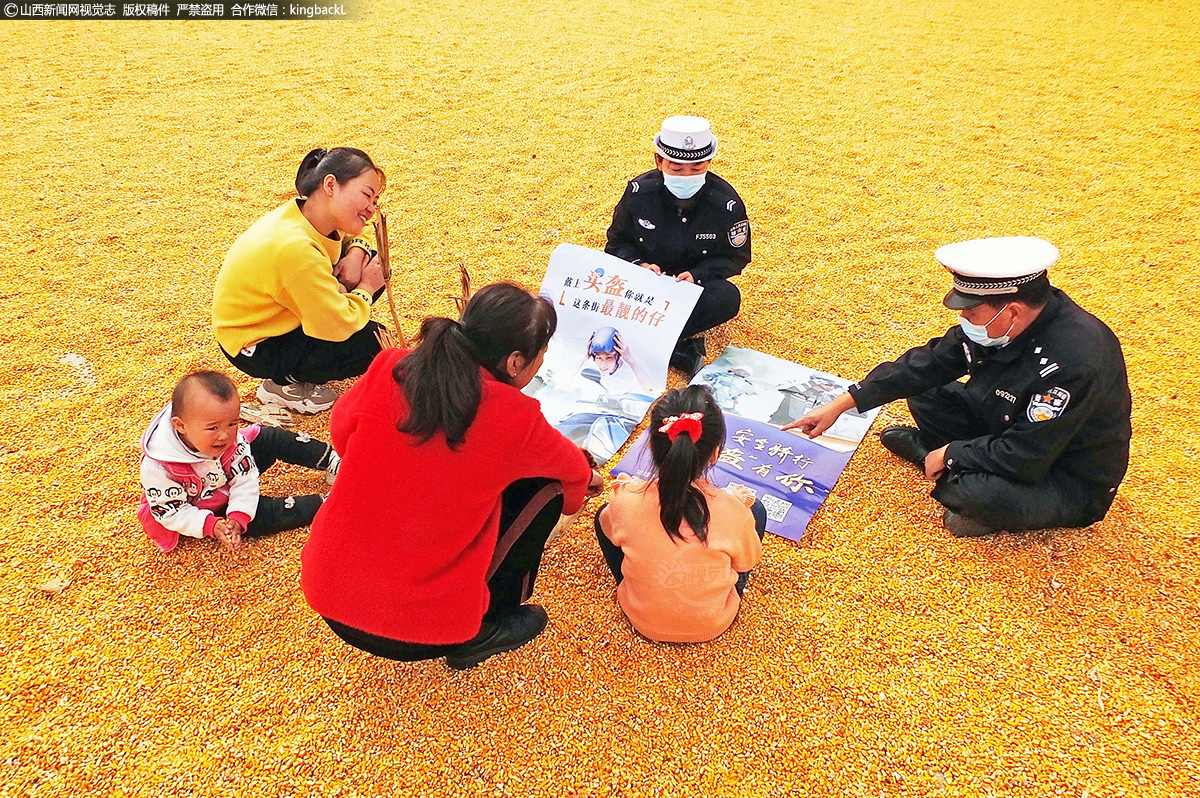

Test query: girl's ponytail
[648,385,726,542]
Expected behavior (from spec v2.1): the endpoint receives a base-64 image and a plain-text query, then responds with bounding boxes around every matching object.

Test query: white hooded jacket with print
[139,403,260,539]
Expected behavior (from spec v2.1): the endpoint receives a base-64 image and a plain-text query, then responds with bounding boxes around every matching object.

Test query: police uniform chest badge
[1027,387,1071,422]
[638,218,656,229]
[728,220,749,247]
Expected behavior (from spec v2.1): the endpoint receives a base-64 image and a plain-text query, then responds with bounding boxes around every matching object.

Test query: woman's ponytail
[394,317,482,447]
[393,283,557,449]
[294,146,385,198]
[295,148,329,196]
[648,385,726,542]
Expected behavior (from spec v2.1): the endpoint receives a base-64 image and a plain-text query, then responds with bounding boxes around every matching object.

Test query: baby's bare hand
[212,519,241,553]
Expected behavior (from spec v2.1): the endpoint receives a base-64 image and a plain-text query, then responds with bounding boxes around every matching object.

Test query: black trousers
[680,278,741,339]
[322,477,566,662]
[242,425,331,537]
[595,499,767,596]
[222,321,384,386]
[909,384,1116,531]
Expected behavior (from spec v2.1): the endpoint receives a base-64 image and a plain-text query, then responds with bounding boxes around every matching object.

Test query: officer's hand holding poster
[525,244,702,463]
[613,345,881,542]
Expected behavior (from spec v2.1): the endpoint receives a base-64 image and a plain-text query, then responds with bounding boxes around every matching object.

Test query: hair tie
[450,319,486,365]
[658,412,704,443]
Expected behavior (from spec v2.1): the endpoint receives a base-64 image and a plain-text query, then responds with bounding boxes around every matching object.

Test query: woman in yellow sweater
[213,147,388,413]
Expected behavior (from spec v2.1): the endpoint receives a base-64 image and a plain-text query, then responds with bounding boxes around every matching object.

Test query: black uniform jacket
[604,170,751,284]
[848,289,1132,492]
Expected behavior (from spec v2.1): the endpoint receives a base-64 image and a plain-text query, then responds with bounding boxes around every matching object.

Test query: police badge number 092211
[728,221,749,248]
[1027,387,1070,422]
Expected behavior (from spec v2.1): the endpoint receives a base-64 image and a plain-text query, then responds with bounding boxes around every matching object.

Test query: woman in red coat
[302,283,602,669]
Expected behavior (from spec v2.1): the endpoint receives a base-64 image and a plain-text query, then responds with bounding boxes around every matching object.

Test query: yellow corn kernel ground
[1,1,1197,796]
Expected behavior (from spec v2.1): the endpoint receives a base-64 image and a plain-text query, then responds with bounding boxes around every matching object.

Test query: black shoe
[670,336,706,379]
[879,425,930,468]
[444,605,549,670]
[942,509,1001,538]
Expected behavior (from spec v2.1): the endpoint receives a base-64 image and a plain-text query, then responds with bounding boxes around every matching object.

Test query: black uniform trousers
[243,425,331,537]
[910,384,1117,531]
[322,477,566,662]
[594,499,768,596]
[681,278,741,340]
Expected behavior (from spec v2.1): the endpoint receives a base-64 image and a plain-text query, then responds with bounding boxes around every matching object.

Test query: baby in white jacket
[138,371,338,552]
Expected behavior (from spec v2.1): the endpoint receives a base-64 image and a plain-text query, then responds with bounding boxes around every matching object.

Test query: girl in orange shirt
[595,386,766,643]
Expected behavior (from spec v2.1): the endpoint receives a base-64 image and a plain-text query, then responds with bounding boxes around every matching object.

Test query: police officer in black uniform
[784,237,1132,537]
[605,116,750,377]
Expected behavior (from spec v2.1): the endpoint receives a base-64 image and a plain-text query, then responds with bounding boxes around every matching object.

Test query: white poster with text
[524,244,702,463]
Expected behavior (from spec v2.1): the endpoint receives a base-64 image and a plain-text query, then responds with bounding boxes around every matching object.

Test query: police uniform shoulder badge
[728,220,749,247]
[1027,387,1070,422]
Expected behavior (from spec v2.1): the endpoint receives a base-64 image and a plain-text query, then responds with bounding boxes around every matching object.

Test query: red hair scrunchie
[658,412,704,443]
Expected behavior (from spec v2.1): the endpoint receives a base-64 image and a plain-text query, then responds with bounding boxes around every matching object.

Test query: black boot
[879,425,930,468]
[444,605,549,670]
[670,336,706,379]
[942,508,1002,538]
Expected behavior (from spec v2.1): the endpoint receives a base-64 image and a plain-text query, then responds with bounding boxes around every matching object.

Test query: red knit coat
[301,349,592,644]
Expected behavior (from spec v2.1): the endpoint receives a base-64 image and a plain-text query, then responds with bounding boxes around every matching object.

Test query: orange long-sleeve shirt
[600,475,762,643]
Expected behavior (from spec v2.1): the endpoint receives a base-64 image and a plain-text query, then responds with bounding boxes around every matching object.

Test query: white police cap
[654,116,718,163]
[937,236,1059,309]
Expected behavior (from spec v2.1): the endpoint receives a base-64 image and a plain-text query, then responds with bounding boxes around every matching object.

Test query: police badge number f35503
[728,220,749,247]
[1027,387,1070,422]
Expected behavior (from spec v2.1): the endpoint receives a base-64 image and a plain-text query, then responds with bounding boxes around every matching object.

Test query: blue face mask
[662,171,707,199]
[958,304,1014,347]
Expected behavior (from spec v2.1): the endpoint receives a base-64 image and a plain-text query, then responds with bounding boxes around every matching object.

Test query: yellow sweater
[213,200,373,354]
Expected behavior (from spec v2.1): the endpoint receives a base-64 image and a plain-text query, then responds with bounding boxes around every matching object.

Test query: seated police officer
[605,116,751,377]
[784,237,1132,537]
